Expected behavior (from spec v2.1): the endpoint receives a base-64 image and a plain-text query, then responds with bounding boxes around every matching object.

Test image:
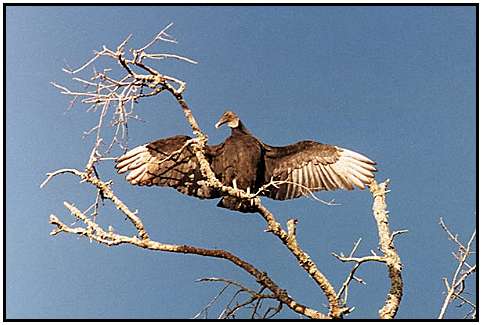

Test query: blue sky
[6,5,476,319]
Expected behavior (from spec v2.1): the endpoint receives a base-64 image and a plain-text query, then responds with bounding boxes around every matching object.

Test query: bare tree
[42,24,405,319]
[438,218,477,319]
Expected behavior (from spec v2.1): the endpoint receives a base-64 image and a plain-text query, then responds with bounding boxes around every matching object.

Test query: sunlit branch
[367,179,404,319]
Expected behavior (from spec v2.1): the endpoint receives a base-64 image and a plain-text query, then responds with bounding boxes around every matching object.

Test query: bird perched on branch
[115,111,376,213]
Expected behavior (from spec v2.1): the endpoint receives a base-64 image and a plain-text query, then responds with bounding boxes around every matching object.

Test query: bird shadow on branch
[43,24,405,319]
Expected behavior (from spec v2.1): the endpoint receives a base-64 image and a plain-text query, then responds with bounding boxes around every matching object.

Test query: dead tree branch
[254,210,346,318]
[332,180,405,319]
[46,173,327,319]
[194,277,282,319]
[368,179,404,319]
[438,218,476,319]
[332,238,368,309]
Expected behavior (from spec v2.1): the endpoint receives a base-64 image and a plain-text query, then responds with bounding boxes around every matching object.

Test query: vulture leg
[246,186,257,208]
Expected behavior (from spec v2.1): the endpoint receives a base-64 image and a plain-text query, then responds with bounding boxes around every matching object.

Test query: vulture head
[215,111,240,129]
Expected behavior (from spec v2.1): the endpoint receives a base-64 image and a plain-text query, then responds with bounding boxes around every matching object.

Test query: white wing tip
[115,145,149,171]
[338,147,376,165]
[335,146,377,190]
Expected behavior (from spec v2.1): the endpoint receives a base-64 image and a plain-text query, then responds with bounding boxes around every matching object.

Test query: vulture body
[115,111,377,213]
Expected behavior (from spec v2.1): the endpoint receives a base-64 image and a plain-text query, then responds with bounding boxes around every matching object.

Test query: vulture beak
[215,112,229,129]
[215,118,226,129]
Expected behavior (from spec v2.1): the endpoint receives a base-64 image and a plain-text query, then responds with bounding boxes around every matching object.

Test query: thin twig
[438,218,476,319]
[253,179,338,206]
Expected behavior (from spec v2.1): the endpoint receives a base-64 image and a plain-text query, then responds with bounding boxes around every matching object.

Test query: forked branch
[194,277,282,319]
[45,170,327,319]
[331,180,405,319]
[438,218,476,319]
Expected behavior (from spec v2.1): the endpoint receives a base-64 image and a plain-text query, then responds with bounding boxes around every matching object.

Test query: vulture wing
[262,141,376,200]
[115,135,220,199]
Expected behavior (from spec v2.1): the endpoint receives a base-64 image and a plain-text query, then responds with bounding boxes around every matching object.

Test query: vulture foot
[217,197,258,213]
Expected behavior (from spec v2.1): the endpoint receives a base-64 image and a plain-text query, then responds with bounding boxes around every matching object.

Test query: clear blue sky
[6,5,476,319]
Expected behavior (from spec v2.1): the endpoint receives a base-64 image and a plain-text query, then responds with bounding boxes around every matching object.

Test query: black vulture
[115,111,377,212]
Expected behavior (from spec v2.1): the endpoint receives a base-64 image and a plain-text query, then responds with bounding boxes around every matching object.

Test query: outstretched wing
[262,141,376,200]
[115,135,220,199]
